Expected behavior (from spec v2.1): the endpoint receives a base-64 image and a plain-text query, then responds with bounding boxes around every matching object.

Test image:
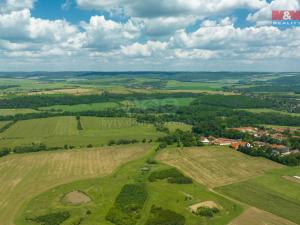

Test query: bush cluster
[108,139,139,146]
[106,183,148,225]
[145,205,185,225]
[195,207,220,218]
[27,211,70,225]
[149,168,192,184]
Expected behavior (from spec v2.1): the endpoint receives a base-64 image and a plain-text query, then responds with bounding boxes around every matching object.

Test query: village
[200,126,300,156]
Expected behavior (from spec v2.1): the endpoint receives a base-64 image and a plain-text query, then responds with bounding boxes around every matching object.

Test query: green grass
[0,121,11,130]
[165,81,224,91]
[16,146,243,225]
[0,144,150,225]
[0,117,163,148]
[158,146,282,188]
[0,109,39,116]
[121,98,195,109]
[2,117,78,138]
[238,108,300,117]
[165,122,192,132]
[216,166,300,224]
[39,102,119,112]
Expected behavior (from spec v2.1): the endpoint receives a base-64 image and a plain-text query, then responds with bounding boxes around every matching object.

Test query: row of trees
[238,146,300,166]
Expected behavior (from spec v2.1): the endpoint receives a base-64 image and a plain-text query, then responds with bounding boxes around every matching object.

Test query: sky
[0,0,300,72]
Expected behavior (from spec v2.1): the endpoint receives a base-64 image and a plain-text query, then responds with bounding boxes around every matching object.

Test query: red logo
[272,10,300,20]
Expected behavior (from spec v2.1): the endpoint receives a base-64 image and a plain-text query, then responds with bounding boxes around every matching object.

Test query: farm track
[0,144,149,225]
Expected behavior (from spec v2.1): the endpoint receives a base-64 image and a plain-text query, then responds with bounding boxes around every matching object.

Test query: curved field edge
[0,144,150,225]
[216,166,300,224]
[17,146,243,225]
[157,146,282,188]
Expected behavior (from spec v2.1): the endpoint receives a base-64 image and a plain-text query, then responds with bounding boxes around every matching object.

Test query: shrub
[106,183,148,225]
[145,205,185,225]
[27,211,70,225]
[146,158,157,165]
[196,207,220,218]
[149,168,192,184]
[168,177,193,184]
[0,148,10,157]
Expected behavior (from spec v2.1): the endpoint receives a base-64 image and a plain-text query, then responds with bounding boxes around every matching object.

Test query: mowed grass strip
[121,98,195,109]
[0,109,39,116]
[2,116,78,138]
[157,146,282,188]
[0,121,11,130]
[39,102,119,112]
[0,117,162,148]
[216,166,300,224]
[80,117,163,141]
[0,144,150,225]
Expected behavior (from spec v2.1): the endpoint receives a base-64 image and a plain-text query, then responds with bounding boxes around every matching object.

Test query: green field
[165,122,192,132]
[158,146,282,188]
[0,117,163,148]
[121,98,195,108]
[239,108,300,117]
[39,102,119,112]
[217,167,300,224]
[0,109,40,116]
[0,145,149,225]
[165,80,224,91]
[0,121,10,129]
[17,146,243,225]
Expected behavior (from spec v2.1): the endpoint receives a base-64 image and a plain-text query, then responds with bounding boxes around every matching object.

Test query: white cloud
[247,0,300,26]
[81,15,142,50]
[0,0,35,13]
[76,0,267,18]
[0,9,78,43]
[174,49,218,59]
[121,41,168,57]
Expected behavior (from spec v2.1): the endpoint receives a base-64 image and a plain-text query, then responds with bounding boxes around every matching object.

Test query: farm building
[213,138,238,146]
[271,144,290,154]
[253,141,268,147]
[230,142,251,150]
[200,137,210,144]
[271,133,286,141]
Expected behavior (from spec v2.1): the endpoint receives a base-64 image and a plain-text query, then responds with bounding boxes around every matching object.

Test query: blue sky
[0,0,300,71]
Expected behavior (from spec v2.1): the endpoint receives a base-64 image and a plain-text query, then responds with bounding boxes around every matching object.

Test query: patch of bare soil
[283,176,300,184]
[63,191,91,205]
[189,201,221,213]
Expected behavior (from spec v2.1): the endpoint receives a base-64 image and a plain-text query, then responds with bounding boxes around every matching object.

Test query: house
[271,133,286,141]
[290,149,300,154]
[230,141,251,150]
[230,127,258,134]
[271,144,290,154]
[213,138,238,146]
[200,137,210,144]
[253,141,268,147]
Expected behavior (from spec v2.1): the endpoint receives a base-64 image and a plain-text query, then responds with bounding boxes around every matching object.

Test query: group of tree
[238,145,300,166]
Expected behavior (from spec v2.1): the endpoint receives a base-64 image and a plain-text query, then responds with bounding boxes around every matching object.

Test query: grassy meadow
[0,109,40,116]
[217,166,300,224]
[165,81,224,91]
[0,144,149,225]
[157,146,282,188]
[39,102,119,112]
[0,117,163,148]
[16,146,243,225]
[121,98,195,109]
[239,108,300,117]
